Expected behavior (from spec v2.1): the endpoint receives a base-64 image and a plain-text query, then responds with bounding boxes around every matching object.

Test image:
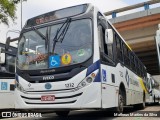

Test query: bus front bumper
[15,83,101,109]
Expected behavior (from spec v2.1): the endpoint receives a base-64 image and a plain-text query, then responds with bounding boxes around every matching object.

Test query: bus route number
[65,83,74,88]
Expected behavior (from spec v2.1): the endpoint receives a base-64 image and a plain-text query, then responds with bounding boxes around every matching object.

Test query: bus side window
[138,62,141,77]
[146,78,151,91]
[130,53,135,71]
[98,26,115,66]
[5,54,15,73]
[140,64,143,77]
[100,27,113,60]
[98,26,104,53]
[135,59,139,74]
[105,38,114,60]
[115,35,123,62]
[98,25,114,61]
[124,45,130,67]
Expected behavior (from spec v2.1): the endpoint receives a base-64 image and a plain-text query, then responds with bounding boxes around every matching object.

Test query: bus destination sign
[26,4,88,27]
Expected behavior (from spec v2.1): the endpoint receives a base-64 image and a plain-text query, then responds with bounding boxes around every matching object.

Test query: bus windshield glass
[17,19,92,70]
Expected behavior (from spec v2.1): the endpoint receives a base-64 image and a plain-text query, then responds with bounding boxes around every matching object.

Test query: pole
[21,0,22,29]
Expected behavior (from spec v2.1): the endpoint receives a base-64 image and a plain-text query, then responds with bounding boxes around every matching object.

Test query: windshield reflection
[17,19,92,70]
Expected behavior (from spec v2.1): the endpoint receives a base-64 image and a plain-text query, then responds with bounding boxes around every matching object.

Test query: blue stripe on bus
[86,60,100,77]
[15,74,19,82]
[94,71,101,82]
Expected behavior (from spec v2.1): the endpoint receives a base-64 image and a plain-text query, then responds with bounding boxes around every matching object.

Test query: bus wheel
[154,95,156,104]
[158,97,160,105]
[55,111,70,117]
[116,90,124,113]
[134,93,145,110]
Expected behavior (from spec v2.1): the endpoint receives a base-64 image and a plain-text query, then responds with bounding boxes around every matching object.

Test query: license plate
[41,95,55,101]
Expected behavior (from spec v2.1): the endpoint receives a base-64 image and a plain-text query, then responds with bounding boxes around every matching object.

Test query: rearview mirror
[105,29,113,44]
[0,47,5,64]
[5,37,19,51]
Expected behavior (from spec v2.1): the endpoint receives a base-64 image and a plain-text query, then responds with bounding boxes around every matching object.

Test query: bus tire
[158,97,160,105]
[154,95,156,104]
[116,90,124,113]
[55,111,70,117]
[134,92,145,110]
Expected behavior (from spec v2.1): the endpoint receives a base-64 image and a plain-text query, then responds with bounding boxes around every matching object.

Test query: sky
[0,0,153,44]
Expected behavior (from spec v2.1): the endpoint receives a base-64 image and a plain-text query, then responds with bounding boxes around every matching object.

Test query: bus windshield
[17,19,92,70]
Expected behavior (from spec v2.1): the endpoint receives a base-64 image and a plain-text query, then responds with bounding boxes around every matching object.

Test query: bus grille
[21,92,82,105]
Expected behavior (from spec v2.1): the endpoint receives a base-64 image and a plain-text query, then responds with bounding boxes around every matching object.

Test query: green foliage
[0,0,25,25]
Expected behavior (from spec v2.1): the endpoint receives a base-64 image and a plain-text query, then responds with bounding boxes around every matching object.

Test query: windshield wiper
[52,17,71,53]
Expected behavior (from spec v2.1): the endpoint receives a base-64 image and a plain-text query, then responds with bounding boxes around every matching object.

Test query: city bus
[0,42,17,109]
[9,4,149,115]
[146,73,160,104]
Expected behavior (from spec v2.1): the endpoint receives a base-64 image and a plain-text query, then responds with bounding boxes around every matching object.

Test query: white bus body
[0,43,17,109]
[146,73,160,104]
[0,79,15,109]
[14,4,149,114]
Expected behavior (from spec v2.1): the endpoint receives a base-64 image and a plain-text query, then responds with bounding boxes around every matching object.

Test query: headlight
[86,77,93,83]
[77,70,98,90]
[16,81,25,92]
[81,81,87,87]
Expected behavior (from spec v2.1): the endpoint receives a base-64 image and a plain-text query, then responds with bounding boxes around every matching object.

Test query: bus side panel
[80,83,102,108]
[101,64,119,108]
[0,79,15,109]
[101,62,146,108]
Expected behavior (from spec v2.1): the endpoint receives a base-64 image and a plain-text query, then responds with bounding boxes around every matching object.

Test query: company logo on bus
[40,69,55,73]
[43,76,54,80]
[45,83,52,90]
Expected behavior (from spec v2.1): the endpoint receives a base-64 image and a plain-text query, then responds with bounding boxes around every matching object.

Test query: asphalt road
[1,104,160,120]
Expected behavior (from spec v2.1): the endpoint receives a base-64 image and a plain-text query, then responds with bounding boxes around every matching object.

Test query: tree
[0,0,24,25]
